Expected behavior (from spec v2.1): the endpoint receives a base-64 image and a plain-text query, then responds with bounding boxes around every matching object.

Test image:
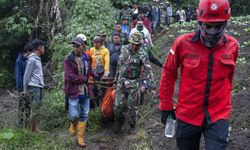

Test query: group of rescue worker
[117,0,196,35]
[64,30,159,147]
[16,0,239,149]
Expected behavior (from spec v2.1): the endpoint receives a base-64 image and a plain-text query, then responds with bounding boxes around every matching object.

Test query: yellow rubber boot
[77,121,86,147]
[69,120,77,136]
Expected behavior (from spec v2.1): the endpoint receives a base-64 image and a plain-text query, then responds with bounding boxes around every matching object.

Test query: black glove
[161,110,176,125]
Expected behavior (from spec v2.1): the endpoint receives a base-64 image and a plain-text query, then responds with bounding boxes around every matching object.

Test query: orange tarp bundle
[100,87,116,119]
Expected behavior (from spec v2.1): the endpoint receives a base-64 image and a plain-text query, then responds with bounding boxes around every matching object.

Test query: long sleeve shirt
[129,27,153,47]
[15,53,27,92]
[159,32,238,126]
[88,46,110,76]
[23,53,44,92]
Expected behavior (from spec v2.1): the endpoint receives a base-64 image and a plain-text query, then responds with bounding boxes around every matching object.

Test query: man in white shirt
[129,21,153,47]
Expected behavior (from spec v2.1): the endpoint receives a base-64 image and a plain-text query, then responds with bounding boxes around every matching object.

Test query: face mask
[137,26,143,31]
[199,22,226,48]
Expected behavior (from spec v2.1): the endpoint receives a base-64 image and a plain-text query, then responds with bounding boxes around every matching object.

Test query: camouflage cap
[123,1,129,7]
[129,32,143,44]
[121,15,129,20]
[97,31,107,36]
[93,36,102,42]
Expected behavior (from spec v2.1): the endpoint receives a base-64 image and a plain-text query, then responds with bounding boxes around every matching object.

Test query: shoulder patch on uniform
[170,49,175,55]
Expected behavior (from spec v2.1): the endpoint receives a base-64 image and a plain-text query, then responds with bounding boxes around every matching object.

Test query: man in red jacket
[159,0,238,149]
[64,36,94,147]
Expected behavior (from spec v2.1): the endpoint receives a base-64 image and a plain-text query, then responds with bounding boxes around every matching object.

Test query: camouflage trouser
[17,93,31,128]
[27,86,43,117]
[114,86,140,128]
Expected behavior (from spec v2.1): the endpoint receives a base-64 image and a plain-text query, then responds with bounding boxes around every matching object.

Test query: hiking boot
[77,121,86,147]
[128,124,137,134]
[32,115,40,132]
[113,121,122,133]
[69,120,78,136]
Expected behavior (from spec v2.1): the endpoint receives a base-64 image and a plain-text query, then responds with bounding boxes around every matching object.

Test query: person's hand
[161,110,176,125]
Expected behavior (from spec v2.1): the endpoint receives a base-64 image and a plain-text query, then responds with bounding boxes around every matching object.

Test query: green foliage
[51,36,71,64]
[0,131,14,140]
[52,0,117,64]
[40,87,102,134]
[230,0,250,16]
[87,108,102,134]
[0,129,73,149]
[0,13,32,35]
[244,27,250,33]
[68,0,117,39]
[243,40,250,47]
[236,57,247,65]
[0,68,14,88]
[111,0,152,8]
[40,89,68,131]
[0,1,33,88]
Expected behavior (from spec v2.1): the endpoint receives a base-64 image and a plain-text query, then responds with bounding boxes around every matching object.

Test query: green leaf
[0,132,14,140]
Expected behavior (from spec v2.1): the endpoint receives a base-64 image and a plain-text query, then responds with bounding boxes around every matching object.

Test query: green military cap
[123,1,130,7]
[129,32,143,44]
[97,31,107,36]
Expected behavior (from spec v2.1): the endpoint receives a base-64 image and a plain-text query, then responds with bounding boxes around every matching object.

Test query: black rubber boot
[113,121,123,133]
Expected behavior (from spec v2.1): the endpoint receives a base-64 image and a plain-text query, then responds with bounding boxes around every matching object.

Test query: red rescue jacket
[159,31,238,126]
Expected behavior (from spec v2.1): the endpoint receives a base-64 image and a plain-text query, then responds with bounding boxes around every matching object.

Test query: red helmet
[196,0,231,22]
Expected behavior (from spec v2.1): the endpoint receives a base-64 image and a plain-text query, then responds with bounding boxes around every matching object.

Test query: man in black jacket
[107,32,123,78]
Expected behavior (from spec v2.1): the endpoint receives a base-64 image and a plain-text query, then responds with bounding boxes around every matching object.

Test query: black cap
[31,39,46,49]
[93,36,103,42]
[112,32,121,38]
[71,37,84,45]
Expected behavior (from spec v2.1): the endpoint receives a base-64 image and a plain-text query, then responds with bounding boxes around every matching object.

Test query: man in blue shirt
[15,43,33,92]
[15,43,33,128]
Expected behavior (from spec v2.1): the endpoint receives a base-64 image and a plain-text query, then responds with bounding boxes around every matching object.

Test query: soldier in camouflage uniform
[159,2,167,28]
[119,2,133,25]
[113,32,157,133]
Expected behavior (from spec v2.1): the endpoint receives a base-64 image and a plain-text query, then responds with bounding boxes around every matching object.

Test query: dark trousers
[176,119,229,150]
[18,93,31,128]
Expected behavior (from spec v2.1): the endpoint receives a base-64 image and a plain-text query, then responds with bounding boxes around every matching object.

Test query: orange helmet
[196,0,231,22]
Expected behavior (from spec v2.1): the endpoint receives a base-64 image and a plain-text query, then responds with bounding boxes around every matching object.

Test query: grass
[0,129,74,150]
[236,56,247,66]
[86,107,102,134]
[0,88,103,149]
[130,129,152,150]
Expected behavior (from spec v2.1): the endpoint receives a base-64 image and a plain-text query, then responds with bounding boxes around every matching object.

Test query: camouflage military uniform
[114,33,156,130]
[17,93,31,128]
[159,2,167,27]
[139,45,163,105]
[119,7,133,25]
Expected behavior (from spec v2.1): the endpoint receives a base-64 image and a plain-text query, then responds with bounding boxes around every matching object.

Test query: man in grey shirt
[166,1,173,26]
[23,39,46,132]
